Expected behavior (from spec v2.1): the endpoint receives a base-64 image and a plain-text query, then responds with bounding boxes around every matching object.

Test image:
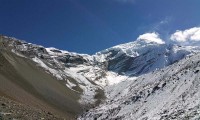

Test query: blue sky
[0,0,200,54]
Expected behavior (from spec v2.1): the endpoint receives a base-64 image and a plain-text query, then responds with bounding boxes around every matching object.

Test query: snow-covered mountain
[79,52,200,120]
[97,38,200,76]
[1,33,200,119]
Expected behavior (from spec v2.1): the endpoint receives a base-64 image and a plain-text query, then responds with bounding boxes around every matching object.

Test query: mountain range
[0,34,200,120]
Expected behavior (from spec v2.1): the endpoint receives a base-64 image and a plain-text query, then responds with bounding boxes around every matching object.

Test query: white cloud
[170,27,200,43]
[137,32,165,44]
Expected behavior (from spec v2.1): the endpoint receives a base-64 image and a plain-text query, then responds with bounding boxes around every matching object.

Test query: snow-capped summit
[97,32,165,58]
[96,33,200,76]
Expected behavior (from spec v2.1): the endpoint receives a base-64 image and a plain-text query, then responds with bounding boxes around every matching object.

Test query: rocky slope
[0,96,64,120]
[0,36,85,119]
